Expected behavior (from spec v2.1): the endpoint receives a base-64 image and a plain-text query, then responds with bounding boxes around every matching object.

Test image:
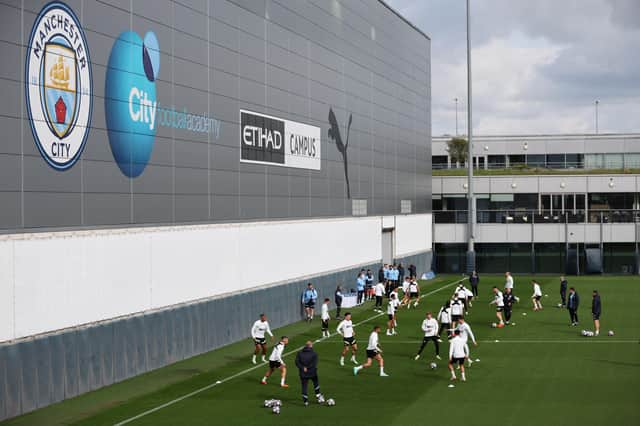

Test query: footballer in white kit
[531,280,543,311]
[448,329,469,381]
[490,287,506,327]
[261,336,289,387]
[321,298,331,337]
[337,313,359,366]
[455,318,477,367]
[414,312,440,360]
[353,325,388,377]
[251,314,274,364]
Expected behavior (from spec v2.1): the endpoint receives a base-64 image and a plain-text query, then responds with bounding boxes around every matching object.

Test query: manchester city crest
[25,2,92,170]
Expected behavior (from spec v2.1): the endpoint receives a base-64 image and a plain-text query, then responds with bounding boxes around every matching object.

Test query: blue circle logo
[105,31,159,178]
[25,2,93,171]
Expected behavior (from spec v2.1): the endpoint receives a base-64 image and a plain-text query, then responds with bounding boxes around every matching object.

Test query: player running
[386,293,398,335]
[450,298,464,329]
[337,313,359,366]
[374,281,385,312]
[251,314,274,364]
[353,325,388,377]
[407,278,420,308]
[414,312,440,360]
[503,287,516,324]
[455,318,477,367]
[400,276,411,306]
[261,336,289,387]
[321,298,331,338]
[448,329,468,382]
[437,301,452,341]
[490,286,505,328]
[531,280,543,311]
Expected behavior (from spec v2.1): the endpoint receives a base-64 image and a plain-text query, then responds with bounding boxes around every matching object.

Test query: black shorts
[366,349,378,358]
[254,337,266,345]
[450,357,465,366]
[269,360,282,369]
[451,314,462,321]
[321,319,329,329]
[343,336,356,346]
[423,336,437,343]
[410,292,419,299]
[496,307,503,312]
[305,301,316,309]
[388,314,394,320]
[592,313,600,320]
[534,295,541,301]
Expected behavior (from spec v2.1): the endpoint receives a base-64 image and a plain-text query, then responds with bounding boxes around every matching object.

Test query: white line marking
[113,278,465,425]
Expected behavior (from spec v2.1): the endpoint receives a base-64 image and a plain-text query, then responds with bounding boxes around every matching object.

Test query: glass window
[488,155,505,169]
[565,153,583,168]
[432,155,448,169]
[508,155,526,166]
[526,154,545,167]
[624,153,640,169]
[546,154,565,169]
[604,153,624,169]
[584,154,603,169]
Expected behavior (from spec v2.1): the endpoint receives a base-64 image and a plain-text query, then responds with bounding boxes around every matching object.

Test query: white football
[430,362,437,369]
[608,330,615,336]
[491,322,497,328]
[327,398,336,406]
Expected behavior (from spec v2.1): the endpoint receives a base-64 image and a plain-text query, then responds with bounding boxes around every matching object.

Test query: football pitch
[4,275,639,426]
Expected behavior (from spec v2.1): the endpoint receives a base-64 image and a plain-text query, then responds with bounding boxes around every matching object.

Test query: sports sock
[252,355,256,363]
[461,372,466,381]
[450,371,456,379]
[262,376,267,382]
[280,377,285,386]
[355,365,363,372]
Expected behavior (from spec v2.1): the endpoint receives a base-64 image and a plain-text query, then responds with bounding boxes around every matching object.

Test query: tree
[447,137,468,164]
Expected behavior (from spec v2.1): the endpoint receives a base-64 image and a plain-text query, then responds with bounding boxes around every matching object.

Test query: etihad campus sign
[25,2,93,171]
[240,110,321,170]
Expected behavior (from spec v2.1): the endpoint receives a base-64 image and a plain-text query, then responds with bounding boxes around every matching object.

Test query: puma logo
[328,108,352,199]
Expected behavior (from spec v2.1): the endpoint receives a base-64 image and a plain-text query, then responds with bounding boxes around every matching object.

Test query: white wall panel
[394,214,431,256]
[0,240,14,342]
[5,215,415,341]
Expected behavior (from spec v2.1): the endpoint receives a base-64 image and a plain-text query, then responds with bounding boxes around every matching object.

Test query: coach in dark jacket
[295,341,322,405]
[567,287,579,326]
[592,290,602,336]
[559,276,568,307]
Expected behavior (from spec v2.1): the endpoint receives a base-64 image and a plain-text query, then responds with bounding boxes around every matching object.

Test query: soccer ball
[557,303,563,308]
[491,322,497,328]
[608,330,615,336]
[326,398,336,406]
[580,330,587,336]
[272,405,280,414]
[430,362,437,369]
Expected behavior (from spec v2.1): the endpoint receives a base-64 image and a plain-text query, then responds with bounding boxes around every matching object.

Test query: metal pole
[465,0,475,273]
[454,97,459,136]
[595,100,599,134]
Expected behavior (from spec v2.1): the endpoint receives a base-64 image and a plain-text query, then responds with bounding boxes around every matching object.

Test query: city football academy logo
[105,31,160,178]
[25,2,93,170]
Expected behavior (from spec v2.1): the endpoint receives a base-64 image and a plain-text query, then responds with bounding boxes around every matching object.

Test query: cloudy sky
[386,0,640,136]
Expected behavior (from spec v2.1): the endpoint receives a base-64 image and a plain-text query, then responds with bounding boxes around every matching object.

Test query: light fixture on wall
[608,178,615,188]
[560,182,566,189]
[484,145,489,151]
[463,182,469,189]
[522,142,528,151]
[511,182,517,189]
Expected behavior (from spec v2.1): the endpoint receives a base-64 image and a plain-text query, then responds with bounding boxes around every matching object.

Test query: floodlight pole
[465,0,476,274]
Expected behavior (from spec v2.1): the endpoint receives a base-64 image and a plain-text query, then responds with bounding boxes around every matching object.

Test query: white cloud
[386,0,640,135]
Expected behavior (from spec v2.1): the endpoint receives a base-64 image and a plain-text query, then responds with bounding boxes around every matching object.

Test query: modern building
[431,133,640,274]
[0,1,431,420]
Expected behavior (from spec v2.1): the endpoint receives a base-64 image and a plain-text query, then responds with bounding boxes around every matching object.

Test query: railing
[433,209,640,224]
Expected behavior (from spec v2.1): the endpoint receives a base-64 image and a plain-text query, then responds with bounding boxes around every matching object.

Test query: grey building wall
[0,0,431,233]
[0,250,431,421]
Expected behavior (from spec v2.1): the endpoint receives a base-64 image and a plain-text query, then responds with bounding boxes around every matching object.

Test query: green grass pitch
[4,275,639,426]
